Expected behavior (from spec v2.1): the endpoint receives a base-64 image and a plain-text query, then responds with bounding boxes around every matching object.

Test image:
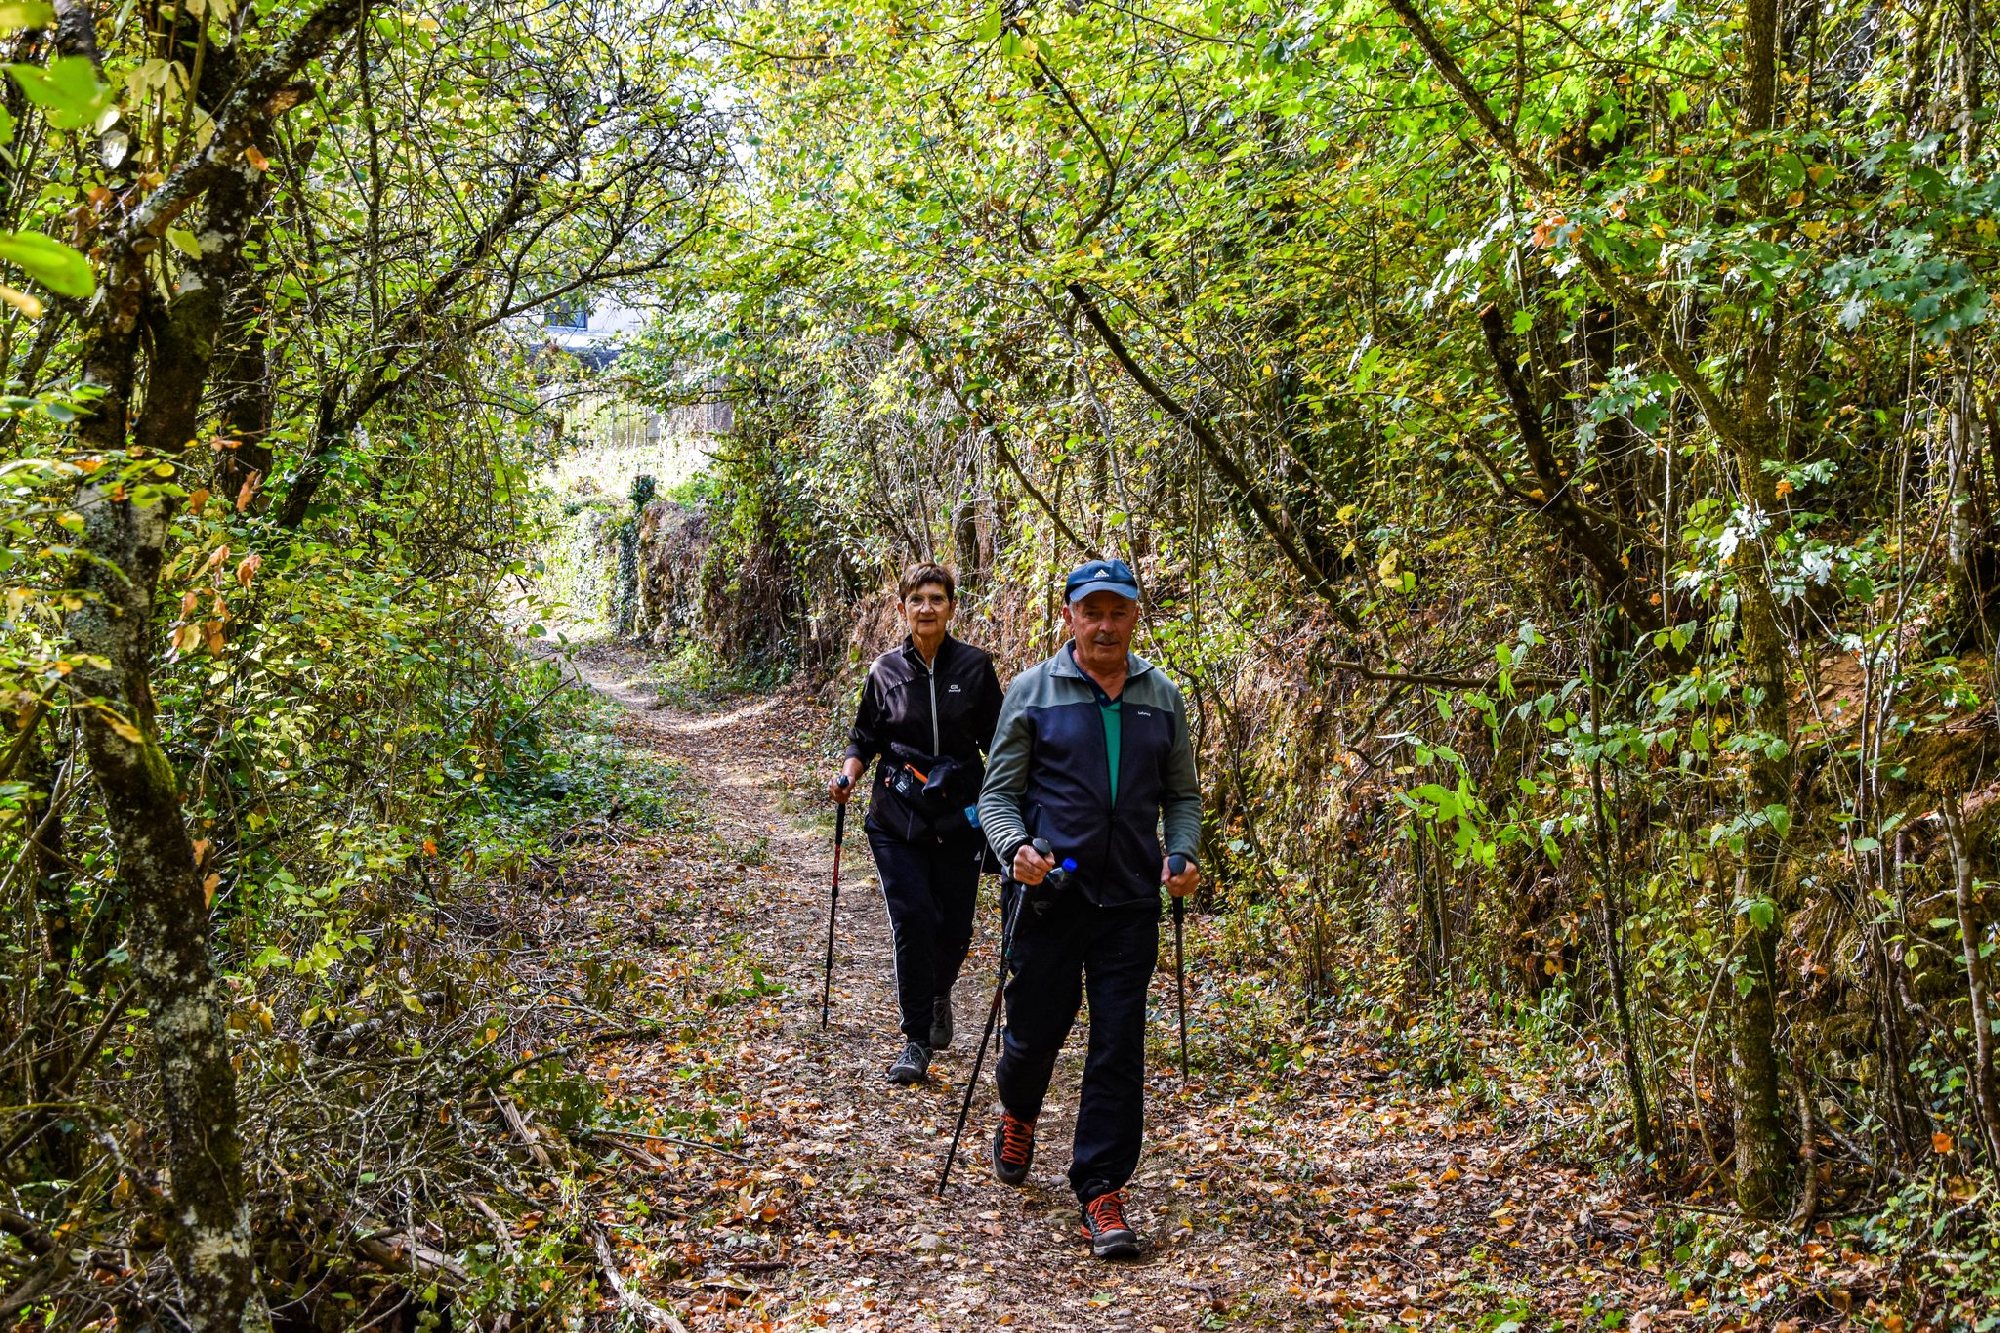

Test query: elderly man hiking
[976,558,1202,1259]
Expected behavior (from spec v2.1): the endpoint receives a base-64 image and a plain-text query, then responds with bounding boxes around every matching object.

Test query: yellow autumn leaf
[0,283,45,318]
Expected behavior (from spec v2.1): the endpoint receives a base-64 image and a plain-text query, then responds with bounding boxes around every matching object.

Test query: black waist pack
[881,742,979,841]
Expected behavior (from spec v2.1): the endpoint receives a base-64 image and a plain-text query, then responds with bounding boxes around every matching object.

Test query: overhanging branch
[1380,0,1748,451]
[1065,280,1362,632]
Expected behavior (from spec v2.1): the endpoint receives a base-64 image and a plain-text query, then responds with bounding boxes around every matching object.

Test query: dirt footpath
[571,647,1684,1332]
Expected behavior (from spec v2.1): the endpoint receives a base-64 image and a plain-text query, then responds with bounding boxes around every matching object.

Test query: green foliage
[629,0,2000,1281]
[0,229,92,298]
[1860,1173,2000,1324]
[5,55,112,132]
[0,0,725,1320]
[0,0,1995,1315]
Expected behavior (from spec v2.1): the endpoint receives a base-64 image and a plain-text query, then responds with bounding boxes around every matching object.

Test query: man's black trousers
[994,888,1159,1205]
[867,830,983,1044]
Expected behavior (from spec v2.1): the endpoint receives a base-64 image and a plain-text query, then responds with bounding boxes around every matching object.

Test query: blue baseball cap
[1064,558,1140,603]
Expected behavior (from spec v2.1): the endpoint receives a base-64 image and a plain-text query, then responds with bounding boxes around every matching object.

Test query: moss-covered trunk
[56,3,364,1321]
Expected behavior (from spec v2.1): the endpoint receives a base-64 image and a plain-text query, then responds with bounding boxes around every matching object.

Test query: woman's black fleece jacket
[844,634,1004,843]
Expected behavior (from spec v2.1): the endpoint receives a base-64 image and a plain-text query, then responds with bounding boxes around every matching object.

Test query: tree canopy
[3,0,1999,1326]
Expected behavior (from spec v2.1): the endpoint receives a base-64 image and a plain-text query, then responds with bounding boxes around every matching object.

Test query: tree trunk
[1722,0,1796,1220]
[58,6,365,1320]
[1585,627,1659,1164]
[1941,797,2000,1166]
[67,329,268,1330]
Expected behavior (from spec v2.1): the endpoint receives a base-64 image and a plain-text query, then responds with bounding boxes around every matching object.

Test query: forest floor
[548,644,1860,1332]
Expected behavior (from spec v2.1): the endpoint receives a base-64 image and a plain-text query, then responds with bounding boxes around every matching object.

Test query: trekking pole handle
[834,773,851,791]
[1030,839,1077,883]
[1167,854,1188,877]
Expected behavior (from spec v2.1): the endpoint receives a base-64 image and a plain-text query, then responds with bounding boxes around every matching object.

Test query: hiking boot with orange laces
[1079,1189,1140,1259]
[991,1111,1036,1185]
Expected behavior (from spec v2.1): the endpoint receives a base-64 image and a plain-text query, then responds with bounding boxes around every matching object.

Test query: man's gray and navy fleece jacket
[978,644,1202,909]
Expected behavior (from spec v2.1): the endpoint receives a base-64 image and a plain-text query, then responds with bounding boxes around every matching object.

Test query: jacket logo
[948,683,961,692]
[1136,709,1153,717]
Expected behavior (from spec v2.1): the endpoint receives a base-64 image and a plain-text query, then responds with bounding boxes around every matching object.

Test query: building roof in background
[538,297,649,369]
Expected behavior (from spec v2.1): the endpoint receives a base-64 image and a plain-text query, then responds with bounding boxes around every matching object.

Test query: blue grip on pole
[1168,854,1187,876]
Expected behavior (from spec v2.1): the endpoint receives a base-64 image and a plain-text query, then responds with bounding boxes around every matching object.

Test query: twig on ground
[728,1258,788,1273]
[353,1227,472,1285]
[493,1091,555,1172]
[466,1195,521,1264]
[590,1225,690,1333]
[588,1127,752,1163]
[1652,1199,1737,1217]
[594,1133,673,1171]
[476,1026,664,1089]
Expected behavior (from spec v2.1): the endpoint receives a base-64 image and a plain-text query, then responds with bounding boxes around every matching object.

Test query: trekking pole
[938,841,1073,1195]
[820,774,850,1029]
[1169,854,1189,1082]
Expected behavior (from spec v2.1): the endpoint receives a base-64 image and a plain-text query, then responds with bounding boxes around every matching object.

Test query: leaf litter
[549,645,1886,1330]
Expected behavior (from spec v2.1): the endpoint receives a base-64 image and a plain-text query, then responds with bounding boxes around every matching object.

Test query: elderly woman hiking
[831,564,1004,1085]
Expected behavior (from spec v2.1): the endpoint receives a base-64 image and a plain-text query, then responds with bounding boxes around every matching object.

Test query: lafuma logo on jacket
[948,683,961,692]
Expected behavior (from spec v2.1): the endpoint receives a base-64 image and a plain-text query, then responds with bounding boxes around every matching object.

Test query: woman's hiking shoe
[991,1111,1036,1185]
[930,994,955,1050]
[1080,1190,1140,1259]
[887,1040,930,1085]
